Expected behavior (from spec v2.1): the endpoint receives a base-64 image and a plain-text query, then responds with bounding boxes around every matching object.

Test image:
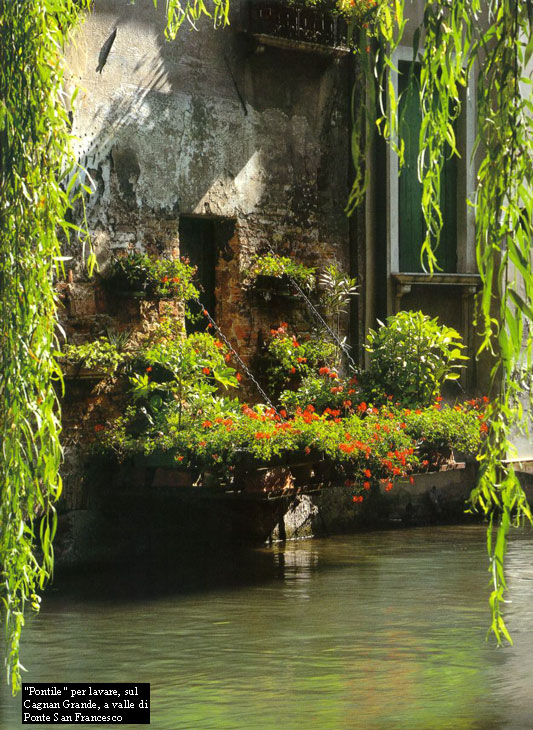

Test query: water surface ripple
[2,525,533,729]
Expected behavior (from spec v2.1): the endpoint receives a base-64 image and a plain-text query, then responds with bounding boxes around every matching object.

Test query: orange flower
[203,309,208,316]
[352,495,364,503]
[225,353,231,362]
[364,468,371,478]
[146,366,152,373]
[305,446,311,455]
[329,372,338,379]
[177,455,185,462]
[214,340,223,349]
[199,440,207,447]
[357,402,367,413]
[319,367,330,375]
[236,372,242,382]
[202,420,212,428]
[409,476,415,485]
[385,482,393,491]
[202,367,211,375]
[290,367,296,374]
[343,400,352,408]
[363,481,371,490]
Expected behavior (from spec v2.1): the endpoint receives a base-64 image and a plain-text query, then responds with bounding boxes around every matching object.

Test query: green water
[2,525,533,729]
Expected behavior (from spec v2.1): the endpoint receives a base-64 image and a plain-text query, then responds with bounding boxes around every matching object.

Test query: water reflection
[2,526,533,729]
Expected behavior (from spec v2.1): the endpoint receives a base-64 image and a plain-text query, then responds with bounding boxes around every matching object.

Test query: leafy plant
[109,253,200,301]
[361,311,468,407]
[290,0,385,26]
[62,337,127,373]
[245,253,316,291]
[280,371,357,415]
[318,263,359,355]
[133,331,238,429]
[0,0,92,693]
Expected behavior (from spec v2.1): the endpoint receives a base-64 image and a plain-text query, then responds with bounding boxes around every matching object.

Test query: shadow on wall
[71,0,350,237]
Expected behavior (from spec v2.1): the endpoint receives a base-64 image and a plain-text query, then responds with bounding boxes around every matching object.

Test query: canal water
[2,525,533,730]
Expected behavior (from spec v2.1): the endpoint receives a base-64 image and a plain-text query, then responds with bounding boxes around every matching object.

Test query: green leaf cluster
[109,253,200,301]
[0,0,90,693]
[361,311,467,407]
[245,253,316,291]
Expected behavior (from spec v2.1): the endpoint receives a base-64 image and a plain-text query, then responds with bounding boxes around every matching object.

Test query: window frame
[386,46,477,307]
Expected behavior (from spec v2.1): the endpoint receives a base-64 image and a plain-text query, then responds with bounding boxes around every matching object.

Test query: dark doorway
[179,217,217,333]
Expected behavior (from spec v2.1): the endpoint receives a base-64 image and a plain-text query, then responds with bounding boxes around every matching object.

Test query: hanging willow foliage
[349,0,533,642]
[0,0,229,694]
[153,0,230,38]
[0,0,92,692]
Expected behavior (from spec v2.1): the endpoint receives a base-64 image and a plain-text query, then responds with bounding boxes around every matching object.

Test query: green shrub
[360,310,468,407]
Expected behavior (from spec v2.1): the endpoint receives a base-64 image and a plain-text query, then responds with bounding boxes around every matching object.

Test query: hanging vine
[0,0,91,692]
[154,0,230,38]
[348,0,533,642]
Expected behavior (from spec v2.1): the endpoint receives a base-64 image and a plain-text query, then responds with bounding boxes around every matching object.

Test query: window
[397,61,457,273]
[387,48,476,282]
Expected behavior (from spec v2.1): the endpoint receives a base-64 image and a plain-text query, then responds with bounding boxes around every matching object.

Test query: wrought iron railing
[247,1,350,51]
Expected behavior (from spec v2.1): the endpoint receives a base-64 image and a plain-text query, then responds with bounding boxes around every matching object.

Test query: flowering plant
[101,392,487,498]
[336,0,380,23]
[263,322,338,393]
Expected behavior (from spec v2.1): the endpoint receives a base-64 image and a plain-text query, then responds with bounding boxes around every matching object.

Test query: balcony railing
[246,1,351,53]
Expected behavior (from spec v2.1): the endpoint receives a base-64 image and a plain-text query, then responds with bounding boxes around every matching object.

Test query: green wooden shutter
[398,61,457,273]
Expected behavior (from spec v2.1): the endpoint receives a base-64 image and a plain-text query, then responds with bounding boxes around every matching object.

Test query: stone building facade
[63,0,357,358]
[59,0,492,516]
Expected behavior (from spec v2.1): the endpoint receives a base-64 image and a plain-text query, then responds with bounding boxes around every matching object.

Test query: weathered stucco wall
[64,0,353,359]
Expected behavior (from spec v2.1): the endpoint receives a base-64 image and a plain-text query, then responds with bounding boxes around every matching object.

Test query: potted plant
[244,252,316,300]
[105,253,199,301]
